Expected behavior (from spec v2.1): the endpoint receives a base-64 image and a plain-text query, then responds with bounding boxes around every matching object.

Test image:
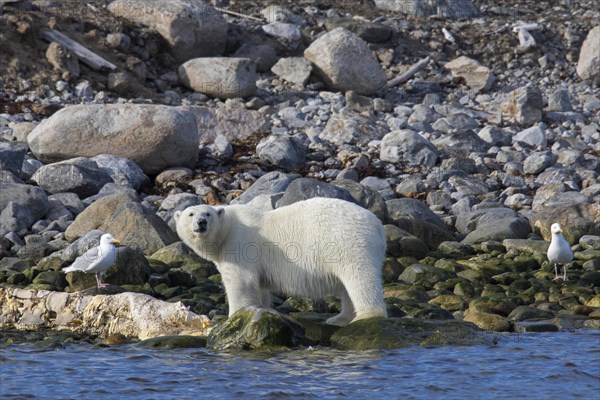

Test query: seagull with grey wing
[63,233,120,288]
[547,223,573,282]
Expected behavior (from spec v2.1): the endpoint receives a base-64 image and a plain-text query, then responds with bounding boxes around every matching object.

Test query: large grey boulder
[0,203,35,235]
[185,106,271,145]
[31,157,113,198]
[233,171,295,205]
[64,193,177,254]
[277,178,357,208]
[178,58,256,99]
[0,142,27,177]
[256,134,306,171]
[27,104,199,175]
[108,0,227,62]
[576,26,600,86]
[385,198,455,249]
[380,129,438,168]
[233,44,278,73]
[304,28,386,95]
[462,217,531,244]
[332,179,389,223]
[91,154,146,190]
[530,192,600,243]
[0,182,49,222]
[456,207,519,235]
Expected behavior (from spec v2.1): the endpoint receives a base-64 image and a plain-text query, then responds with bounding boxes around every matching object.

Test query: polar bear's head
[174,205,225,243]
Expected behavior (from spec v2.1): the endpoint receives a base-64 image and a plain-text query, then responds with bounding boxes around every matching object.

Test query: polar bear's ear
[174,210,181,222]
[217,208,224,217]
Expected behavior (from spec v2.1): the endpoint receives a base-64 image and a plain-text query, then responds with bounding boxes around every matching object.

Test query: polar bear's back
[258,198,385,286]
[267,197,383,239]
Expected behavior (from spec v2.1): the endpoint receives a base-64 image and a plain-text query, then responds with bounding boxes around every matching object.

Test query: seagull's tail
[63,266,77,273]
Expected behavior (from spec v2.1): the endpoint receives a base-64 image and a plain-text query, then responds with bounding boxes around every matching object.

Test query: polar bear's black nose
[195,218,208,233]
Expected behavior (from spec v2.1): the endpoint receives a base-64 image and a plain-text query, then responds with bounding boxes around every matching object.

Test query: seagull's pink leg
[552,264,560,281]
[96,274,108,288]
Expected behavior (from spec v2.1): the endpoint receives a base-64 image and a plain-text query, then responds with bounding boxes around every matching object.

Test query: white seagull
[547,223,573,282]
[63,233,120,288]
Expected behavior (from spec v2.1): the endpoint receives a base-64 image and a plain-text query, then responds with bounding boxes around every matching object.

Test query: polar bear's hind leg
[325,289,355,326]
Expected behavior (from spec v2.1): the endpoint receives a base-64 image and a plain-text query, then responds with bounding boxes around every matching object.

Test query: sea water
[1,330,599,399]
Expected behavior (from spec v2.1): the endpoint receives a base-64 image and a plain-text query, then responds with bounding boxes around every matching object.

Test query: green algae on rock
[330,318,493,350]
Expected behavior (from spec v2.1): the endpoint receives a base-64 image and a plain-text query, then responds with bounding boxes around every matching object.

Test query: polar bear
[174,197,387,326]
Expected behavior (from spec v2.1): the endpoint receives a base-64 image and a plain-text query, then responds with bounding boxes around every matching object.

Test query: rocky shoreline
[1,0,599,350]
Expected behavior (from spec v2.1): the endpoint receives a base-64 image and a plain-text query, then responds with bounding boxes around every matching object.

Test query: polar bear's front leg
[259,289,272,308]
[219,265,263,316]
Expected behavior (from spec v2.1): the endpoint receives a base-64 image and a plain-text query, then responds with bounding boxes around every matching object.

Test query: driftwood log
[40,28,117,71]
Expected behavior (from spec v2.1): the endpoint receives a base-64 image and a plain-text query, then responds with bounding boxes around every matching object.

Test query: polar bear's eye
[188,212,194,217]
[204,213,210,218]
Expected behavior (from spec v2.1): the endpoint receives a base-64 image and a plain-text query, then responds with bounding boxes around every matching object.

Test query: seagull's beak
[112,239,121,245]
[556,227,563,233]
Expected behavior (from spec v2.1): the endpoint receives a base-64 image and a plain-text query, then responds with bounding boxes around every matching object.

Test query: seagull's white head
[550,223,563,235]
[100,233,120,246]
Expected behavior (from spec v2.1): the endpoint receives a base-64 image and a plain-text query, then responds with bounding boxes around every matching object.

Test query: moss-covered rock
[502,239,549,254]
[491,272,521,285]
[6,272,28,285]
[384,225,429,259]
[279,297,328,314]
[454,281,476,297]
[384,283,429,302]
[480,241,506,254]
[583,319,600,329]
[412,306,455,320]
[150,241,216,274]
[507,306,555,321]
[437,241,476,258]
[382,258,404,283]
[32,270,68,290]
[35,256,67,271]
[468,297,517,316]
[398,264,456,288]
[167,268,196,287]
[429,294,466,311]
[137,335,207,349]
[329,317,491,350]
[463,310,512,332]
[513,321,559,332]
[289,312,341,345]
[207,306,306,351]
[586,294,600,308]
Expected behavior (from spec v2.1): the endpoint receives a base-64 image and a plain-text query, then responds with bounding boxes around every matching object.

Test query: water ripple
[0,331,599,399]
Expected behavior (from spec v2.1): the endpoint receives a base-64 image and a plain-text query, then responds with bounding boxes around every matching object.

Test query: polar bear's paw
[325,313,354,326]
[352,310,388,322]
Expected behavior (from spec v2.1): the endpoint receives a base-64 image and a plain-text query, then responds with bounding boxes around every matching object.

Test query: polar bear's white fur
[174,197,387,326]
